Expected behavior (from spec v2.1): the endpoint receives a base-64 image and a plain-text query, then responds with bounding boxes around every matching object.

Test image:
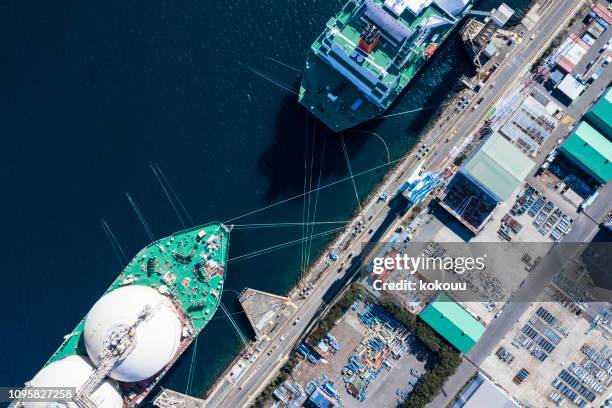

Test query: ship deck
[299,53,384,131]
[47,222,230,366]
[312,1,450,88]
[299,0,464,131]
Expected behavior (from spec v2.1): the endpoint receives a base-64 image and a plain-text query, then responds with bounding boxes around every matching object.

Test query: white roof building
[557,74,585,102]
[452,373,519,408]
[383,0,469,16]
[491,4,514,26]
[384,0,433,15]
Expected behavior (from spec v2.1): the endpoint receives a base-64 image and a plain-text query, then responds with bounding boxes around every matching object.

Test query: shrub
[378,295,462,408]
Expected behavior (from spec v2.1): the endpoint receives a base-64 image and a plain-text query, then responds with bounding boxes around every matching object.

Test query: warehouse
[460,132,535,202]
[438,132,535,233]
[451,373,519,408]
[419,292,485,353]
[500,95,558,156]
[554,33,590,73]
[557,121,612,185]
[556,74,585,104]
[585,87,612,138]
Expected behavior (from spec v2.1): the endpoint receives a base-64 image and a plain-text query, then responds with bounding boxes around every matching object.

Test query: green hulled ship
[12,223,230,408]
[299,0,472,131]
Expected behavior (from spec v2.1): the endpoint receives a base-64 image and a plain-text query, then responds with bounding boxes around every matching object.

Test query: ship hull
[20,223,230,407]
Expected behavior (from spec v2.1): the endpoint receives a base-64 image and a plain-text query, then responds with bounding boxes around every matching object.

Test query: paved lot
[291,305,428,408]
[480,295,611,408]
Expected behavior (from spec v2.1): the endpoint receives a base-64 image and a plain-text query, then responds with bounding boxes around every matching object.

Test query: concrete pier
[238,288,296,340]
[153,388,205,408]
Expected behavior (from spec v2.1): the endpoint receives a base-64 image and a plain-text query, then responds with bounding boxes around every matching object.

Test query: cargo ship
[11,223,230,408]
[299,0,472,131]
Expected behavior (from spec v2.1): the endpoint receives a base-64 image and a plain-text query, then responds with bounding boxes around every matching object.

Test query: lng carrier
[11,223,230,408]
[299,0,473,131]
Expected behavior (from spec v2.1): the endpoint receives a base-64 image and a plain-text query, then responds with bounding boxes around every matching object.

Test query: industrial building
[556,74,586,104]
[451,373,519,408]
[461,132,535,201]
[438,132,535,232]
[304,386,338,408]
[419,292,485,353]
[557,121,612,185]
[585,87,612,138]
[554,33,590,73]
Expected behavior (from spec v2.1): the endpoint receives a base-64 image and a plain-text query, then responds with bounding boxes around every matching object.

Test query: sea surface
[0,0,530,398]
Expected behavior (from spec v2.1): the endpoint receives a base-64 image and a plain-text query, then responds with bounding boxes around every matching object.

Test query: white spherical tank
[84,285,182,382]
[25,355,122,408]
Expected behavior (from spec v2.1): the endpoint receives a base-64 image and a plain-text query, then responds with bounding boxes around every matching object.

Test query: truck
[587,65,605,84]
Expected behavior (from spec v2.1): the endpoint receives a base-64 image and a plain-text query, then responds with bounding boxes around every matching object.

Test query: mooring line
[125,192,155,242]
[228,226,345,264]
[101,219,128,266]
[154,163,194,225]
[341,134,363,215]
[239,62,298,95]
[377,103,450,118]
[223,157,402,224]
[265,56,301,73]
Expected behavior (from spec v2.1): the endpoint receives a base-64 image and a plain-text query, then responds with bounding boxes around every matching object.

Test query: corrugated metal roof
[491,4,513,26]
[594,3,612,25]
[461,132,534,201]
[554,34,589,72]
[586,87,612,138]
[419,292,485,353]
[559,121,612,184]
[457,374,520,408]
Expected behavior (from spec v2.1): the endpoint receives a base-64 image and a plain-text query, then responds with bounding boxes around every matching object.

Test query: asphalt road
[203,1,597,406]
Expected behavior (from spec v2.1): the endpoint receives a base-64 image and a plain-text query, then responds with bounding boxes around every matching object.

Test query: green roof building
[419,292,486,353]
[558,121,612,184]
[460,132,535,202]
[585,87,612,139]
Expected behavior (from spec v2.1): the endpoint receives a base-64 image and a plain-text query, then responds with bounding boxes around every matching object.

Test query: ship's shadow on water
[397,35,476,136]
[256,79,384,202]
[256,27,475,203]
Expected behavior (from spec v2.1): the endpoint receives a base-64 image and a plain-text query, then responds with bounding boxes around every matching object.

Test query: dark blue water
[0,0,529,397]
